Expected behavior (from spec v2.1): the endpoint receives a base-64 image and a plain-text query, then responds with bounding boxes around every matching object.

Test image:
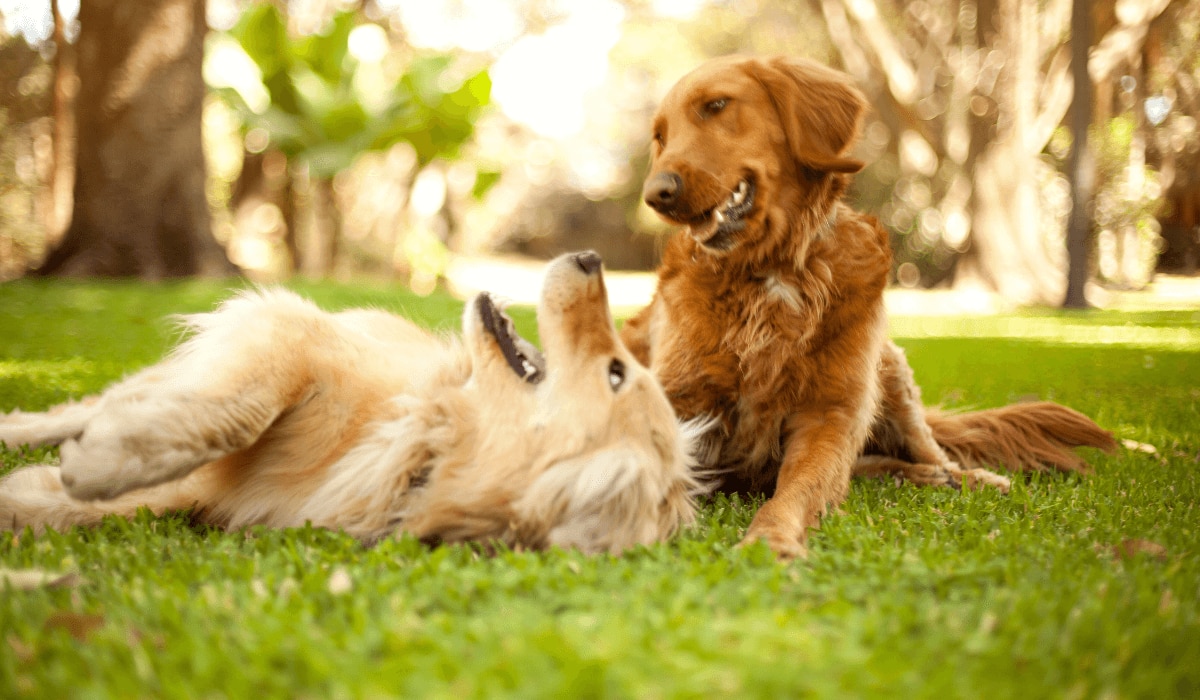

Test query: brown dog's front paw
[738,523,808,561]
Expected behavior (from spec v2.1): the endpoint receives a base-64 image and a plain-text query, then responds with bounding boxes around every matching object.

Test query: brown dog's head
[643,55,867,253]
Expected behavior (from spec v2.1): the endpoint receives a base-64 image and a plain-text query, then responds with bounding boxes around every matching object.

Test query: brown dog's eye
[703,98,728,116]
[608,359,626,391]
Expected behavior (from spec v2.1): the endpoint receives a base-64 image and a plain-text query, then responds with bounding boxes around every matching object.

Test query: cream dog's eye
[608,359,626,391]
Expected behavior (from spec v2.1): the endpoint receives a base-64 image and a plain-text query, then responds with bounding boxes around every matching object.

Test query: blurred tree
[214,4,491,275]
[821,0,1171,304]
[823,0,1064,302]
[1148,2,1200,275]
[38,0,234,278]
[1063,0,1093,308]
[41,0,74,245]
[0,33,50,280]
[1086,1,1192,287]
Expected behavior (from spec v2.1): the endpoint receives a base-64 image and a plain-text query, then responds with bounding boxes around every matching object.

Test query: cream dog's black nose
[574,251,602,275]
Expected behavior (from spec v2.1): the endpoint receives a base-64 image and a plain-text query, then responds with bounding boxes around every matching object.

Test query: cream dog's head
[410,251,702,554]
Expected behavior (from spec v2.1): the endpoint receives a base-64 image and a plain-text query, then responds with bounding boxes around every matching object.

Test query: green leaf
[303,141,363,179]
[319,101,370,145]
[457,69,492,108]
[230,4,289,77]
[249,106,312,156]
[261,69,303,116]
[218,4,491,178]
[471,170,502,200]
[296,12,356,84]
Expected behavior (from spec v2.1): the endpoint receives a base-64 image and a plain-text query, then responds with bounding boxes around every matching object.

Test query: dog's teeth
[732,181,747,205]
[521,360,536,377]
[715,209,725,224]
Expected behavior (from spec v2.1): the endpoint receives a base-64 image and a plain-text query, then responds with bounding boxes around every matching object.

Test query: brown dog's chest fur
[627,202,892,489]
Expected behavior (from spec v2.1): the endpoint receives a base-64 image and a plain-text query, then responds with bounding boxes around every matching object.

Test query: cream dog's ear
[750,55,868,175]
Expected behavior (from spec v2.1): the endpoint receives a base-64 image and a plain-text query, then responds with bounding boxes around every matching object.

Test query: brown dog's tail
[927,402,1117,473]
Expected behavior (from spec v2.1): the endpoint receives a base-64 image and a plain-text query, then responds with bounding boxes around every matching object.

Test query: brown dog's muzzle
[642,164,728,224]
[643,172,683,215]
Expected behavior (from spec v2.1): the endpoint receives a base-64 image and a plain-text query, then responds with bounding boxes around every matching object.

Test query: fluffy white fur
[0,252,702,554]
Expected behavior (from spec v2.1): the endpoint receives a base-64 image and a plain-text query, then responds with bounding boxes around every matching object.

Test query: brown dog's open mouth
[477,293,545,384]
[690,177,756,249]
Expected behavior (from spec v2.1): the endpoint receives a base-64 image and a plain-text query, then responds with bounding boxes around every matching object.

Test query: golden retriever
[0,252,701,554]
[621,55,1116,559]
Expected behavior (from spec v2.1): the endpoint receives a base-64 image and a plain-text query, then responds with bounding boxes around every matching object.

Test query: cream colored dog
[0,252,701,553]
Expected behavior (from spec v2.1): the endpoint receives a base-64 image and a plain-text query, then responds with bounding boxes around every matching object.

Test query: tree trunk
[953,0,1065,304]
[37,0,234,278]
[230,149,298,272]
[297,176,339,277]
[44,0,76,245]
[1063,0,1093,308]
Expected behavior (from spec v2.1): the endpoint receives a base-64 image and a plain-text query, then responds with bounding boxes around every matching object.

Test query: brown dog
[621,55,1116,559]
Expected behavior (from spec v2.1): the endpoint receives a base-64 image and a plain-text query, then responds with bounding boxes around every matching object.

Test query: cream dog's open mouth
[477,292,545,384]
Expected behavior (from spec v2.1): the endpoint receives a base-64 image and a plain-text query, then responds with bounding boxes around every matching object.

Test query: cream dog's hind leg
[0,398,103,450]
[0,464,209,534]
[0,354,285,530]
[56,350,301,501]
[3,300,309,502]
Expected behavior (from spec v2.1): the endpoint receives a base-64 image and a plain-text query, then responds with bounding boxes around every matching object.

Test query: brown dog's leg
[865,341,1012,492]
[852,455,1012,493]
[852,455,952,486]
[741,407,864,559]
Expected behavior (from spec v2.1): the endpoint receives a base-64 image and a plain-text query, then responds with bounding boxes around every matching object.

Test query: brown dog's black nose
[643,172,682,213]
[573,251,602,275]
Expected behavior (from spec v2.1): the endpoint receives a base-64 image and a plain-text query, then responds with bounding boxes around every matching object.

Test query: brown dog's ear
[750,56,867,175]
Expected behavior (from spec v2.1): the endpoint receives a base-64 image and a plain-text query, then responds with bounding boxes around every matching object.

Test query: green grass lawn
[1,278,1198,698]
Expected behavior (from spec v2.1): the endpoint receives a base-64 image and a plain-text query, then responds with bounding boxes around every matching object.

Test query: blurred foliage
[0,0,1197,287]
[1091,117,1164,240]
[1090,116,1167,287]
[200,2,497,282]
[215,5,491,178]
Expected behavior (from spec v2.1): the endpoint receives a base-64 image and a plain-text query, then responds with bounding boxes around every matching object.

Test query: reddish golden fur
[622,55,1116,558]
[1,253,702,554]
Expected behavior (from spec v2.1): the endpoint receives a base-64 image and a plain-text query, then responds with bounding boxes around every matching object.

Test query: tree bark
[953,0,1066,304]
[37,0,234,278]
[1063,0,1092,308]
[231,149,299,272]
[298,176,339,277]
[44,0,76,245]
